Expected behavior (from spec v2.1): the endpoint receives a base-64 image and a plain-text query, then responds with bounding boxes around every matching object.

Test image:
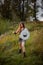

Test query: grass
[0,18,43,65]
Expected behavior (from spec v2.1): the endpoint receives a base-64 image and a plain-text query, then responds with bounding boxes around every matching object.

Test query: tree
[31,0,37,21]
[12,0,29,21]
[1,0,12,19]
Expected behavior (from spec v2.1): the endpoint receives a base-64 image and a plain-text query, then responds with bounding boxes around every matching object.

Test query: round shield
[19,28,30,40]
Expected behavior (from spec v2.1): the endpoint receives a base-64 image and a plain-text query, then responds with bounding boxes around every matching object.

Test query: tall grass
[0,19,43,65]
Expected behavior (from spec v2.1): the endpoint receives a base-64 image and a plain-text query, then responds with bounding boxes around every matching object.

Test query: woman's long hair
[20,22,25,28]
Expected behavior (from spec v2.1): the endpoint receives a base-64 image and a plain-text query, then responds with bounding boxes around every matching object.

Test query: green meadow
[0,18,43,65]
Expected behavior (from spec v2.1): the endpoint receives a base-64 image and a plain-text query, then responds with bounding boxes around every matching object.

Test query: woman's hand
[13,31,16,34]
[14,32,16,34]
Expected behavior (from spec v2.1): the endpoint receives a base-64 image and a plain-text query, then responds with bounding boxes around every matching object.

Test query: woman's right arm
[13,26,20,34]
[15,27,20,34]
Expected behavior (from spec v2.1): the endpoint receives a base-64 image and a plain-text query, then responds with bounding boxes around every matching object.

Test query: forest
[0,0,43,21]
[0,0,43,65]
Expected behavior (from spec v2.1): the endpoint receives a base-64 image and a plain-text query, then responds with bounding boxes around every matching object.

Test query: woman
[14,22,27,57]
